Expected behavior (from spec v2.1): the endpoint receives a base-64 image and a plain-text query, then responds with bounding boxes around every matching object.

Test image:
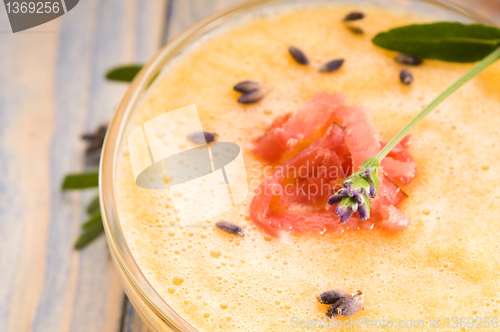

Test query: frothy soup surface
[115,5,500,331]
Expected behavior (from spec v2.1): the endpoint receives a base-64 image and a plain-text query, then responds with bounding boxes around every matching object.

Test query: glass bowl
[99,1,493,331]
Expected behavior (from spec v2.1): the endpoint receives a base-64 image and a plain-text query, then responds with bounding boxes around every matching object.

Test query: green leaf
[86,195,100,215]
[62,172,99,190]
[75,213,104,249]
[372,22,500,63]
[105,65,143,82]
[82,211,101,230]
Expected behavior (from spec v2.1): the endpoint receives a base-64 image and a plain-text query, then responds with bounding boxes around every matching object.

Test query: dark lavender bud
[338,188,349,196]
[328,191,347,205]
[317,290,348,304]
[288,46,309,65]
[369,184,376,198]
[362,167,374,176]
[369,183,377,198]
[335,205,349,217]
[365,174,377,198]
[318,59,345,73]
[233,80,264,93]
[351,202,359,213]
[343,179,353,188]
[215,220,244,237]
[354,194,364,205]
[340,208,353,223]
[238,89,266,104]
[358,203,370,221]
[400,69,414,86]
[187,131,218,144]
[328,195,342,205]
[346,25,364,35]
[348,186,363,197]
[395,54,423,66]
[326,295,363,318]
[343,12,365,21]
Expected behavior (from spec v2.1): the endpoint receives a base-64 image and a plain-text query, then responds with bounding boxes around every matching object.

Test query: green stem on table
[376,45,500,161]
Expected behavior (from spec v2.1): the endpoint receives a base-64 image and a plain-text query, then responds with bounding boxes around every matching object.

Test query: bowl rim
[99,0,495,331]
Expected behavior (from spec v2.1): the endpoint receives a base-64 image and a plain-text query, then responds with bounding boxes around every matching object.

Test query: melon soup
[113,3,500,332]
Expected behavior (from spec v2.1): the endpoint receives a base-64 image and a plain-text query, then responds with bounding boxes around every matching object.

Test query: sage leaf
[86,195,100,215]
[74,213,104,249]
[372,22,500,63]
[105,64,143,82]
[82,211,101,230]
[62,172,99,190]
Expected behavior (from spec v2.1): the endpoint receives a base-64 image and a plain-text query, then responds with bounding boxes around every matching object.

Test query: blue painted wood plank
[0,17,61,332]
[0,0,165,331]
[121,300,150,332]
[167,0,240,41]
[31,0,127,328]
[64,0,166,329]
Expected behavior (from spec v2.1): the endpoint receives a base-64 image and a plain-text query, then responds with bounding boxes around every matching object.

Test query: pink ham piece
[250,123,359,235]
[383,135,413,162]
[370,174,407,220]
[334,105,380,170]
[249,92,415,236]
[381,157,417,184]
[251,92,346,162]
[377,205,411,232]
[251,113,292,163]
[380,135,417,184]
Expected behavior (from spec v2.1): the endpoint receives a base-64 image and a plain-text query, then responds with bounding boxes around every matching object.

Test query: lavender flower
[326,291,364,318]
[328,158,379,222]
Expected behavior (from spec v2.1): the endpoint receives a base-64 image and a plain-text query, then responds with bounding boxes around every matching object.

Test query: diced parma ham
[381,157,417,184]
[383,135,413,162]
[249,92,415,236]
[370,174,407,218]
[251,113,292,163]
[377,205,411,232]
[334,106,380,170]
[251,92,346,162]
[380,134,417,184]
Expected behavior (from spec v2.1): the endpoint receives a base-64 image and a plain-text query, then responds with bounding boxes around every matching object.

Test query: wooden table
[0,0,498,331]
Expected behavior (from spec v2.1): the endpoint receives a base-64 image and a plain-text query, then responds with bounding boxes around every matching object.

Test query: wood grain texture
[0,0,165,331]
[121,300,151,332]
[0,0,498,332]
